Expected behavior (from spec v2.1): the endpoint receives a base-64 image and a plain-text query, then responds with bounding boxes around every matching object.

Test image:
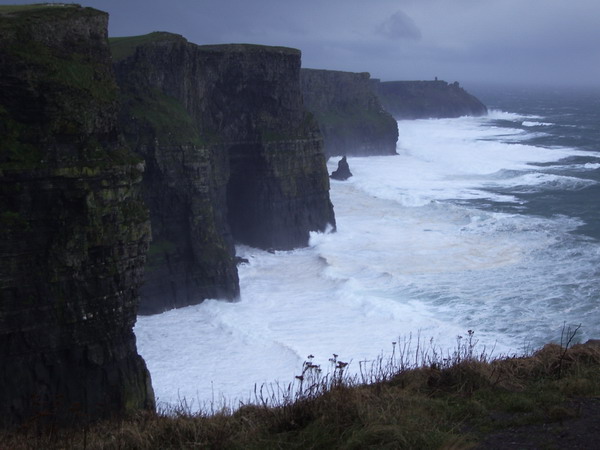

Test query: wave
[484,172,597,193]
[486,109,543,121]
[522,121,554,127]
[136,113,600,412]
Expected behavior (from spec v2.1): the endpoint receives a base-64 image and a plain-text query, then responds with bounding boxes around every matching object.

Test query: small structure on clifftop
[372,79,487,119]
[330,156,353,180]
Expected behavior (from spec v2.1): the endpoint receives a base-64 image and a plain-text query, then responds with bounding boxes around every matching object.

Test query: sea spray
[136,91,600,411]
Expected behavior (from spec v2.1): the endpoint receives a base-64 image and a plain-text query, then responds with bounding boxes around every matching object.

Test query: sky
[3,0,600,88]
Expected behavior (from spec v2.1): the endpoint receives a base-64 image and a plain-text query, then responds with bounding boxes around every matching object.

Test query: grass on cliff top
[0,4,102,22]
[3,328,600,449]
[198,43,301,56]
[109,32,185,62]
[121,88,209,146]
[109,32,300,63]
[0,4,80,14]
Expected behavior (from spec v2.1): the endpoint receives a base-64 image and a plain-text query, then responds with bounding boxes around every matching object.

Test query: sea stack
[330,156,353,181]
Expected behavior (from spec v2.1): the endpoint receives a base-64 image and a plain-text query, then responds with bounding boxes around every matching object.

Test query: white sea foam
[135,113,600,412]
[483,172,597,192]
[486,109,541,121]
[522,121,554,127]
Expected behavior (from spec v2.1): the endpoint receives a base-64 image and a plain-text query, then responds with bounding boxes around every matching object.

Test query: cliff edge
[0,5,154,426]
[301,69,398,157]
[112,34,336,313]
[373,79,487,119]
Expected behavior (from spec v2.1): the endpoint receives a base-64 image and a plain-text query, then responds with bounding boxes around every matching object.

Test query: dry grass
[1,334,599,449]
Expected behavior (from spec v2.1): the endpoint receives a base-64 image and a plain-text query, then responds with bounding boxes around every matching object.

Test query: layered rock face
[111,33,240,314]
[300,69,398,157]
[0,5,154,426]
[112,34,335,313]
[373,80,487,119]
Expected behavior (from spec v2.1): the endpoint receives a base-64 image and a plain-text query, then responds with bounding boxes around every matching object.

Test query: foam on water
[483,172,597,193]
[135,112,600,411]
[522,121,554,127]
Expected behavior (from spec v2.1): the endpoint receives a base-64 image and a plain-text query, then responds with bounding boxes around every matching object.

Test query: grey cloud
[4,0,597,87]
[378,10,422,40]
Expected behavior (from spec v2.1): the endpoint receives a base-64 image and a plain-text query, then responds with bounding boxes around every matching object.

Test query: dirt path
[475,398,600,449]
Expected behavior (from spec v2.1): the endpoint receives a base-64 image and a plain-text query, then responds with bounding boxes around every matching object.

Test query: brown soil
[475,398,600,449]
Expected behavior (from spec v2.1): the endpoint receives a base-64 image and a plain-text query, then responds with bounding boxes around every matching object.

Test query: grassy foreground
[2,332,599,449]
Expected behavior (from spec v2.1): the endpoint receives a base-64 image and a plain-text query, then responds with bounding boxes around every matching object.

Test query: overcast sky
[4,0,599,87]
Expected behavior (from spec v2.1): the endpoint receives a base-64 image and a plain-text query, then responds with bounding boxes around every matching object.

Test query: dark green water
[469,85,600,240]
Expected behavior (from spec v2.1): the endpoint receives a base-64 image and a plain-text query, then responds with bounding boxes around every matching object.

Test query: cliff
[112,34,336,313]
[373,80,487,119]
[300,69,398,157]
[111,33,240,314]
[0,5,154,426]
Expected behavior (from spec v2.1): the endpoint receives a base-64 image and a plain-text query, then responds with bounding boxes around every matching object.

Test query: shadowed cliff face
[112,35,335,313]
[201,45,336,250]
[0,5,154,426]
[112,34,240,315]
[300,69,398,157]
[373,80,488,119]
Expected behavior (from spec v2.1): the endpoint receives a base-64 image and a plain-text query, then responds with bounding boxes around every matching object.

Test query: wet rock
[330,156,353,181]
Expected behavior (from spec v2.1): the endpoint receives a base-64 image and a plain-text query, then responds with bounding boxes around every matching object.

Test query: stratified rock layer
[300,69,398,157]
[373,80,487,119]
[112,34,335,313]
[111,33,239,314]
[0,5,154,426]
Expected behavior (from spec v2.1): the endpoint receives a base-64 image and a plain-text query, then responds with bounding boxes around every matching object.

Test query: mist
[2,0,598,87]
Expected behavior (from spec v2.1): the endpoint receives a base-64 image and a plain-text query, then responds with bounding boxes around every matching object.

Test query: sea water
[135,85,600,410]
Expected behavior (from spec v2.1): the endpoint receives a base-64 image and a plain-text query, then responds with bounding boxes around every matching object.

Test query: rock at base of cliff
[330,156,353,180]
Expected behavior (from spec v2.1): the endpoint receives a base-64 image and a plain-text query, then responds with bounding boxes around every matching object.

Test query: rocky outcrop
[300,69,398,158]
[330,156,353,181]
[372,79,487,119]
[0,5,154,426]
[112,34,335,313]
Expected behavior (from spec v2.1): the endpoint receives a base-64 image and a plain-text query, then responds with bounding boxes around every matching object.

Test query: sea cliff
[301,69,398,157]
[112,34,336,313]
[373,79,487,119]
[0,5,153,426]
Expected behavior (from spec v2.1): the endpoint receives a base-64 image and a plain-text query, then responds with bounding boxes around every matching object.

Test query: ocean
[135,85,600,411]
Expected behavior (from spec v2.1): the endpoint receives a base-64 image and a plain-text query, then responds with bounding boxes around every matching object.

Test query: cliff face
[0,5,153,426]
[112,34,335,313]
[300,69,398,157]
[111,34,239,314]
[373,80,487,119]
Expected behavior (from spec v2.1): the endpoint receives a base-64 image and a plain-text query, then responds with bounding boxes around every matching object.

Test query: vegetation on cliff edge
[109,32,186,62]
[2,330,599,449]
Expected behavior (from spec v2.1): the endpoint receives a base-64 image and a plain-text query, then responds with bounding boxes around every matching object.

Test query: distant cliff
[112,34,335,313]
[373,80,487,119]
[0,5,153,426]
[301,69,398,157]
